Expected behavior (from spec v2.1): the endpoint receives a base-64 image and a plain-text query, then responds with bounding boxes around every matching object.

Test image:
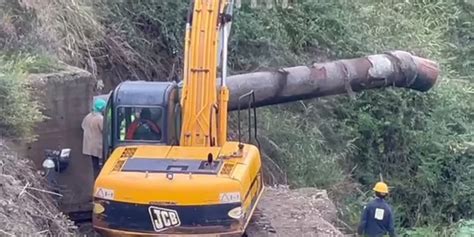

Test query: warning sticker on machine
[95,187,115,200]
[219,192,241,203]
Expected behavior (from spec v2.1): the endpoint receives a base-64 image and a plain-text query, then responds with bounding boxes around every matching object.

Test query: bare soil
[0,139,76,236]
[246,186,344,237]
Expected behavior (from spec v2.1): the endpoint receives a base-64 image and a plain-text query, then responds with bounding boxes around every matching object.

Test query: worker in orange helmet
[357,181,397,237]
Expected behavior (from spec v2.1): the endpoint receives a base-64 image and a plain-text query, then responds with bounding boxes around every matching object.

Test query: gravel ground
[246,185,345,237]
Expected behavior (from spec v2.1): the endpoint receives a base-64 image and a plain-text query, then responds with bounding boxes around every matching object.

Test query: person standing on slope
[357,181,397,237]
[82,98,106,179]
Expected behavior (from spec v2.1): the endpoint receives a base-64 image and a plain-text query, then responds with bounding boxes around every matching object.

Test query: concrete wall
[26,66,97,213]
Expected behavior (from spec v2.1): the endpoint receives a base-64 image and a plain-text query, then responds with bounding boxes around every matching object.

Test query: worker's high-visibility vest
[120,122,125,140]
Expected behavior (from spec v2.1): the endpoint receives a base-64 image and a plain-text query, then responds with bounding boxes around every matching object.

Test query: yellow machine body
[93,143,263,236]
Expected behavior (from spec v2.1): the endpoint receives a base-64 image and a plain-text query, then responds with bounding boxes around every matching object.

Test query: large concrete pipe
[225,50,439,110]
[95,51,439,110]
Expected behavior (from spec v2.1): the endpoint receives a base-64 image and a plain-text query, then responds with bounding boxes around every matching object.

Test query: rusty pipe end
[389,50,440,92]
[411,55,440,92]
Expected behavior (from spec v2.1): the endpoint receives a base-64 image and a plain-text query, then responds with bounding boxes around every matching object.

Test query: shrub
[0,55,53,141]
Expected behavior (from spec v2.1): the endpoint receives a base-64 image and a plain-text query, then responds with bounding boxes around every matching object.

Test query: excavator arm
[180,0,234,147]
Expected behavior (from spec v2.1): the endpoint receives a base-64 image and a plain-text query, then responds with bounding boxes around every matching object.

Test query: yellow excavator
[93,0,263,236]
[91,0,440,236]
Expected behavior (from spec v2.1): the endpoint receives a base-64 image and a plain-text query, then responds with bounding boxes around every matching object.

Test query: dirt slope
[246,186,344,237]
[0,140,76,236]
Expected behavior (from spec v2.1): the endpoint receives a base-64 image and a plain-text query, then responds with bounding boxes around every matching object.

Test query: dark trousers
[91,156,100,179]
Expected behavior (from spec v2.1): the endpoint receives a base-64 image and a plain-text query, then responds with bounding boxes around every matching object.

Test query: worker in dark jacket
[357,181,397,237]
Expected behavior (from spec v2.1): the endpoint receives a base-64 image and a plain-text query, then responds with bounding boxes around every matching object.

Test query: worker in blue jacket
[357,181,397,237]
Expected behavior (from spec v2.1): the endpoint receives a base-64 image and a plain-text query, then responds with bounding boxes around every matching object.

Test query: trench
[24,67,99,229]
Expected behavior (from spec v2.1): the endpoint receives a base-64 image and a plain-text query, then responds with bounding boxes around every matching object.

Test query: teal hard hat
[93,98,107,112]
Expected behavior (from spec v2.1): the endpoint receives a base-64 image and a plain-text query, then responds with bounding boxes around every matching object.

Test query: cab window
[117,106,164,142]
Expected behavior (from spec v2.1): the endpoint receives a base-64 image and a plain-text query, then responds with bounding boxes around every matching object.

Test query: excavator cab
[102,81,181,161]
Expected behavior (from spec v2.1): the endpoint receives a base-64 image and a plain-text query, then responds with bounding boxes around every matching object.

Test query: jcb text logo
[148,207,181,232]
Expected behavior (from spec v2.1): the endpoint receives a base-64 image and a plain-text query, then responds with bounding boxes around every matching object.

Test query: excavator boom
[180,0,232,147]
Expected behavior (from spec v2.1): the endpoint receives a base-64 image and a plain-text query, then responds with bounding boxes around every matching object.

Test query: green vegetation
[456,220,474,237]
[0,1,62,140]
[1,0,472,235]
[234,1,473,234]
[0,55,53,141]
